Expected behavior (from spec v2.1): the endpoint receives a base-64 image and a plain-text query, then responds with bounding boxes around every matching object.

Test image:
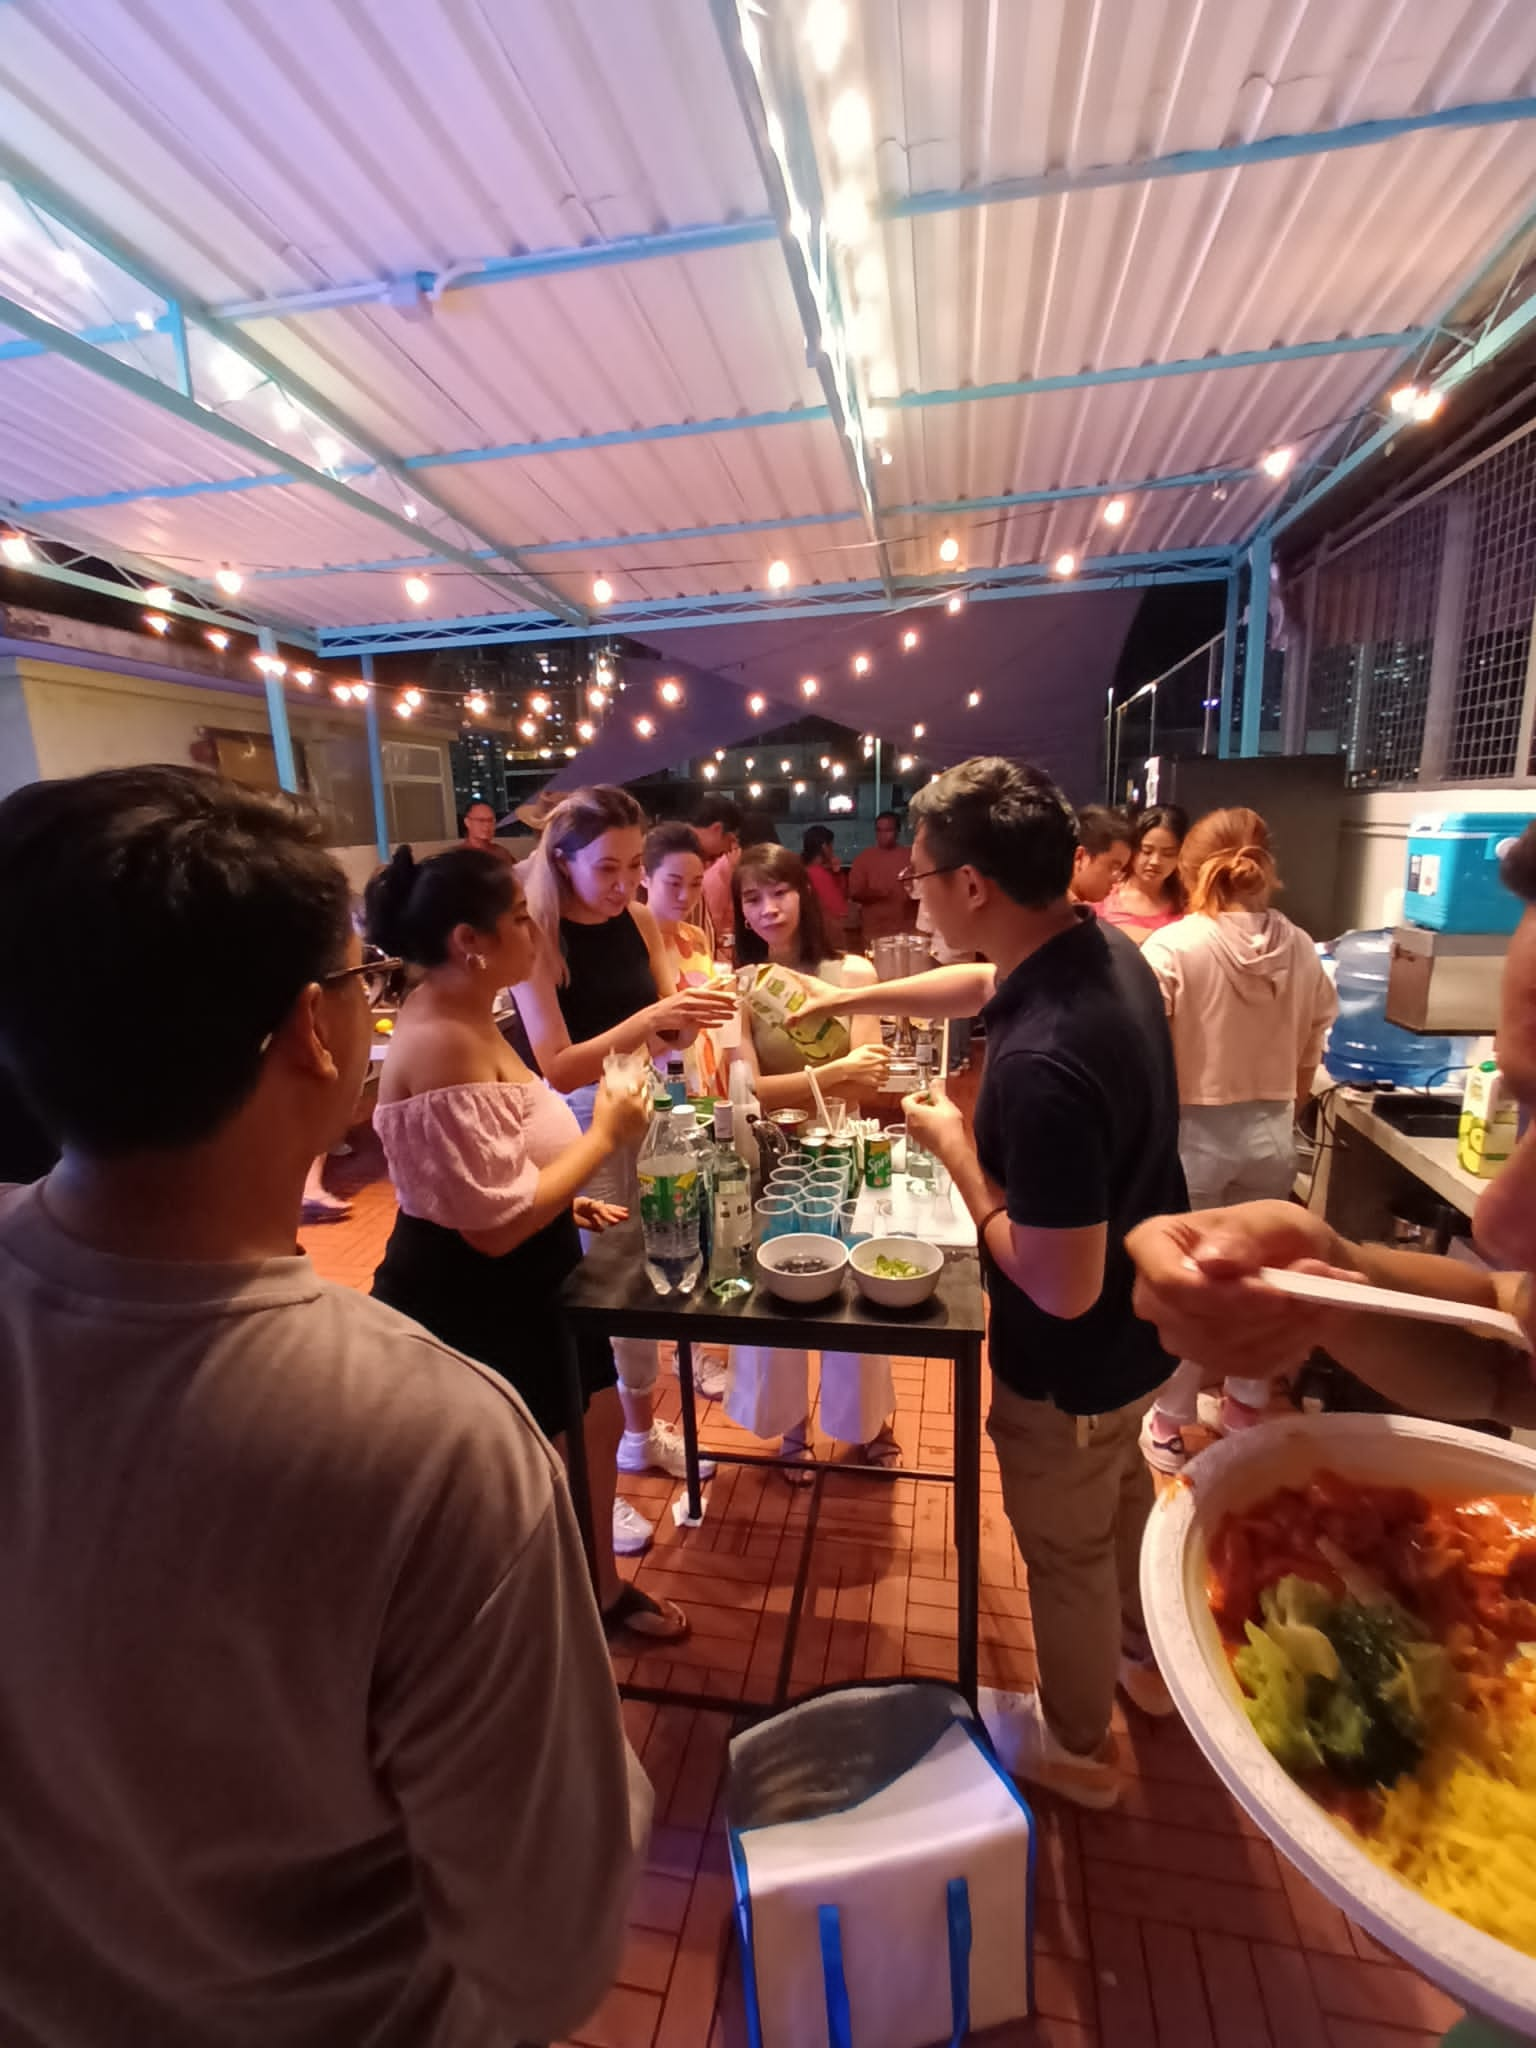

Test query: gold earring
[467,952,487,972]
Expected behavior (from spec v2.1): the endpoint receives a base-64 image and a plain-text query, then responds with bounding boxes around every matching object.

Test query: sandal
[862,1423,902,1470]
[300,1193,353,1224]
[602,1583,690,1644]
[777,1429,817,1488]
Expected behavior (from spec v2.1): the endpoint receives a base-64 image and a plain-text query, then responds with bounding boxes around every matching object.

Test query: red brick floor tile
[652,1837,734,2048]
[617,1926,677,1996]
[1143,1922,1215,2047]
[1080,1811,1282,1891]
[1195,1929,1275,2048]
[1088,1909,1156,2047]
[1032,1952,1098,2027]
[1252,1939,1332,2048]
[1306,1954,1462,2034]
[1086,1864,1298,1945]
[1275,1856,1356,1955]
[569,1982,663,2048]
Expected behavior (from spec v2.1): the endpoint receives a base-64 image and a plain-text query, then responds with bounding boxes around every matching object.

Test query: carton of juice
[738,965,850,1066]
[1458,1060,1519,1178]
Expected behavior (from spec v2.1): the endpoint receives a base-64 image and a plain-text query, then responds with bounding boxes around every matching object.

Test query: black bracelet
[976,1204,1007,1243]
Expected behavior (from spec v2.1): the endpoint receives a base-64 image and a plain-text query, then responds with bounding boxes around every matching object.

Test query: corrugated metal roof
[0,0,1534,648]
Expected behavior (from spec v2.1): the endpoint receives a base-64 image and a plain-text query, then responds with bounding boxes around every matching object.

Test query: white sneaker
[1118,1653,1175,1719]
[679,1346,729,1401]
[617,1420,716,1481]
[980,1687,1119,1810]
[612,1498,653,1556]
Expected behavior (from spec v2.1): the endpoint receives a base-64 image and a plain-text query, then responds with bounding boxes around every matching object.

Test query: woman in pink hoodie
[1137,808,1338,1472]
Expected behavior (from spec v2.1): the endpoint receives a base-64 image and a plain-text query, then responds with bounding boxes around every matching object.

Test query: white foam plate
[1257,1264,1530,1350]
[1141,1413,1536,2036]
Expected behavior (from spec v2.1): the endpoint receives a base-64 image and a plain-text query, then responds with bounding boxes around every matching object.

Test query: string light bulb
[715,748,726,761]
[635,716,655,738]
[519,719,537,739]
[1260,446,1294,480]
[577,720,595,740]
[801,676,819,697]
[252,653,286,678]
[702,762,718,781]
[748,781,763,799]
[404,575,430,605]
[947,594,964,614]
[1390,384,1421,415]
[1102,498,1128,527]
[793,779,807,795]
[402,502,418,520]
[913,723,925,739]
[745,757,756,770]
[394,701,413,719]
[144,584,174,607]
[967,690,981,707]
[659,677,683,704]
[205,629,230,652]
[767,559,791,590]
[530,694,550,715]
[899,754,915,772]
[352,681,370,698]
[827,87,872,162]
[214,565,243,595]
[1053,552,1077,578]
[331,682,354,704]
[1,529,34,566]
[596,659,614,683]
[143,612,169,634]
[804,0,848,72]
[1413,389,1444,422]
[592,575,613,604]
[853,654,871,676]
[588,687,607,709]
[938,535,960,564]
[292,668,314,688]
[831,762,845,779]
[467,693,488,715]
[133,307,157,332]
[780,758,792,772]
[901,629,918,650]
[403,688,423,709]
[826,184,871,246]
[748,693,765,715]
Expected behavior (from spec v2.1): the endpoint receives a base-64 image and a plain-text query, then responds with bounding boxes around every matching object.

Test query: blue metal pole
[1239,535,1272,758]
[1217,569,1241,760]
[259,627,298,792]
[361,654,389,860]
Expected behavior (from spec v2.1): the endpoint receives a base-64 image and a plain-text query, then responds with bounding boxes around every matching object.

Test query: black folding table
[559,1224,986,1716]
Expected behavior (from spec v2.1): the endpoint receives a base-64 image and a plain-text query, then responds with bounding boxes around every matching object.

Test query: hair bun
[365,844,419,954]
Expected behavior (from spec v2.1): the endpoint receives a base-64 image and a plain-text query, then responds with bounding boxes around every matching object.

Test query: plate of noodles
[1142,1413,1536,2035]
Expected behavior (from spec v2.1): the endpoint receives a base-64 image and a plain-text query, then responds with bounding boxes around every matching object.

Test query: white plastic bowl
[1141,1412,1536,2036]
[755,1233,848,1305]
[849,1235,943,1308]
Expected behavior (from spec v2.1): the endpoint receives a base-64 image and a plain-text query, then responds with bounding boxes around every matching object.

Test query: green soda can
[826,1134,857,1198]
[800,1132,827,1171]
[864,1133,892,1189]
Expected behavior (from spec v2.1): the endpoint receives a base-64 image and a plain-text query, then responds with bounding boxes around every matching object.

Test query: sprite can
[864,1133,892,1189]
[826,1134,857,1198]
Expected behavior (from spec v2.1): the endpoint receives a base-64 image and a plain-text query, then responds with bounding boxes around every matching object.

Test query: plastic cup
[837,1200,867,1247]
[799,1195,838,1236]
[755,1195,798,1242]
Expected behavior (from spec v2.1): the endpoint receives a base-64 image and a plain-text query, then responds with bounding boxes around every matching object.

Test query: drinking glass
[837,1200,867,1247]
[755,1195,798,1243]
[799,1195,838,1237]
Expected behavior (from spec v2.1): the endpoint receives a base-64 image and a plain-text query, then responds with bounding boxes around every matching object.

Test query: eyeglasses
[322,943,403,1010]
[899,862,964,887]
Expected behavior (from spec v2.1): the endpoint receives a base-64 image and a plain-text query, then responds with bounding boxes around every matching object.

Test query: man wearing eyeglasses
[0,767,648,2048]
[795,757,1187,1809]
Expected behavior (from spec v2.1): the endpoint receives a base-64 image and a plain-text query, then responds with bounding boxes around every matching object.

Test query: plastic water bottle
[637,1103,704,1297]
[706,1103,754,1300]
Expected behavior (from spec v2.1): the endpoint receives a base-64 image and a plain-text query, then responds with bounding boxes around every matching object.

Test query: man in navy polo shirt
[901,757,1187,1809]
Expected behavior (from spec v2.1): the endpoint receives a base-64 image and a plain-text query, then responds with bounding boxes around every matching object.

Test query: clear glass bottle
[705,1103,754,1300]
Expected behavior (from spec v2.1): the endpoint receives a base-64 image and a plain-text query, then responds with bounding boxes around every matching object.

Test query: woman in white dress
[726,843,898,1477]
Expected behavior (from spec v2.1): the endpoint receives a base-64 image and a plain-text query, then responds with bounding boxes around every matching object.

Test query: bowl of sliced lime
[849,1236,943,1309]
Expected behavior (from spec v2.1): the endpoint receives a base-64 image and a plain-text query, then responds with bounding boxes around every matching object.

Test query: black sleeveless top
[556,911,657,1044]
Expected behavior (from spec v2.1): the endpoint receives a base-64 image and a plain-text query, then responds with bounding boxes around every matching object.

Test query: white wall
[1335,788,1536,931]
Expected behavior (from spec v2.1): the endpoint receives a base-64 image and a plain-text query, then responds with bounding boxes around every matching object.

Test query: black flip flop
[602,1583,690,1643]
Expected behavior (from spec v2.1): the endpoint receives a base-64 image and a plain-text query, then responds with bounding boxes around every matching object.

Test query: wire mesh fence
[1300,417,1536,788]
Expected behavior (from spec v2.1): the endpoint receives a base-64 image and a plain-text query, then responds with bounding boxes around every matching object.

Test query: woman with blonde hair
[510,787,736,1544]
[1138,807,1337,1472]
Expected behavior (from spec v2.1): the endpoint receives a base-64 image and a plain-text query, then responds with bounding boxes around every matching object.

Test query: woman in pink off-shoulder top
[366,845,687,1644]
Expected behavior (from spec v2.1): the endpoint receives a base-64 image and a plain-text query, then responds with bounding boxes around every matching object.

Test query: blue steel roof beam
[0,285,568,630]
[0,550,307,643]
[240,465,1253,583]
[312,549,1235,654]
[0,98,1524,338]
[0,151,584,626]
[708,0,894,600]
[1259,202,1536,543]
[9,337,1420,519]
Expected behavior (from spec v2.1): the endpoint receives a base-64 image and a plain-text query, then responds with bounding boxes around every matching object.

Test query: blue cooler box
[1403,812,1535,935]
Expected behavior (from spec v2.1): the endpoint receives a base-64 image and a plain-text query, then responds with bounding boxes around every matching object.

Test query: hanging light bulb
[659,677,683,704]
[826,184,872,246]
[947,594,964,615]
[588,686,607,709]
[831,762,845,779]
[133,307,157,332]
[467,693,488,715]
[404,575,430,605]
[899,754,915,772]
[519,719,538,739]
[144,584,175,607]
[394,701,414,719]
[702,762,718,781]
[1390,384,1421,415]
[576,720,595,741]
[292,668,314,688]
[402,502,418,520]
[938,536,960,564]
[804,0,848,73]
[1053,552,1078,578]
[748,781,763,799]
[767,559,791,590]
[820,755,831,769]
[967,690,981,707]
[715,748,726,761]
[1413,389,1444,423]
[1,529,34,566]
[352,680,370,698]
[793,779,807,795]
[745,756,756,771]
[1260,446,1294,480]
[403,688,423,709]
[214,565,244,595]
[252,653,286,678]
[828,88,872,162]
[901,629,918,650]
[780,758,792,773]
[205,629,230,652]
[592,575,614,604]
[564,746,578,758]
[913,723,925,739]
[635,716,655,738]
[143,612,170,635]
[748,693,766,715]
[596,659,614,683]
[1101,498,1128,527]
[529,693,550,715]
[331,682,355,704]
[853,654,871,676]
[801,676,819,697]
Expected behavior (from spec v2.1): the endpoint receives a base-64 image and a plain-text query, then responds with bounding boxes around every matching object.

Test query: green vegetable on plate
[872,1254,924,1279]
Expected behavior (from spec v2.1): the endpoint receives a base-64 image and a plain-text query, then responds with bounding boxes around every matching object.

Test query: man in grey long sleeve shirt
[0,766,649,2047]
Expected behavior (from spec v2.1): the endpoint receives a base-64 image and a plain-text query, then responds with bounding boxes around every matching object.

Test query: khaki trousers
[987,1378,1155,1757]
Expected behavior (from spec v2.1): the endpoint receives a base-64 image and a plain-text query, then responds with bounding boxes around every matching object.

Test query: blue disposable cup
[799,1195,838,1236]
[755,1195,798,1242]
